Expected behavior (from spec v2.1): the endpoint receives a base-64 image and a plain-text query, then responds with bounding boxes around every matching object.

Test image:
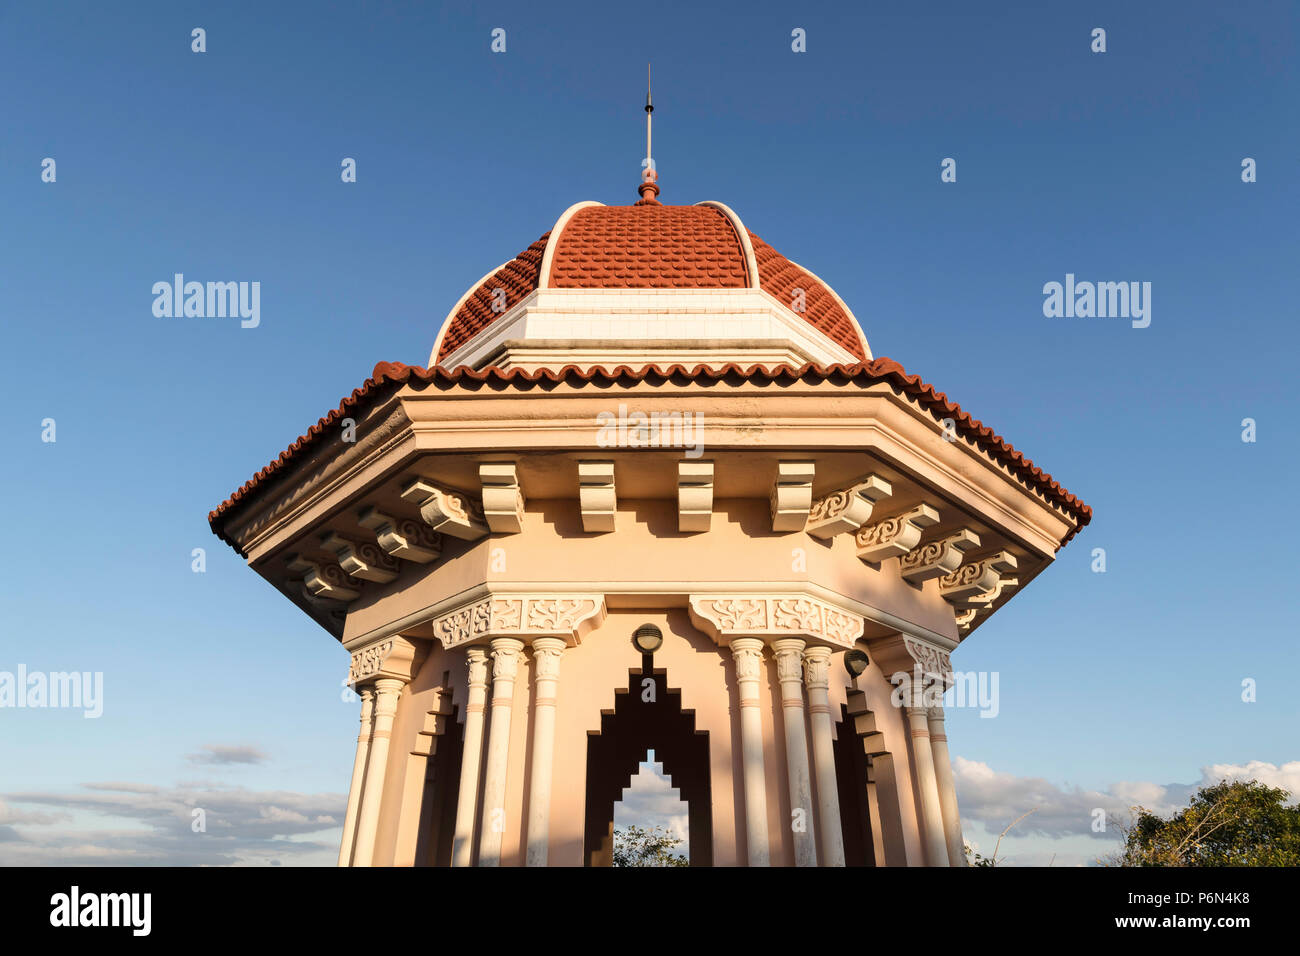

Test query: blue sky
[2,0,1296,865]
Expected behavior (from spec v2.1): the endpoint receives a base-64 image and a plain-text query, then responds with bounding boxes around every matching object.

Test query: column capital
[346,635,430,688]
[488,637,525,681]
[802,645,833,691]
[530,637,566,681]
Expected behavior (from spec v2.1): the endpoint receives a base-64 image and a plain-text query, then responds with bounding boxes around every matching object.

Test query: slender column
[337,687,375,867]
[478,637,524,866]
[352,677,404,867]
[803,646,846,867]
[730,638,770,866]
[927,706,966,866]
[450,648,490,867]
[525,638,565,866]
[905,705,951,866]
[772,639,817,866]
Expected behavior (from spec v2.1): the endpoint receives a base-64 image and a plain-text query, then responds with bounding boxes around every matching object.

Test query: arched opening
[584,658,712,866]
[612,750,690,864]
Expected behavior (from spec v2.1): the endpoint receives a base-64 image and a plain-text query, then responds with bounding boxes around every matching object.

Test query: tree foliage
[1107,779,1300,867]
[611,825,689,867]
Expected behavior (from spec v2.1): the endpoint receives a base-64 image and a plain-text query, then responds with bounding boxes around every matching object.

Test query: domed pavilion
[209,167,1090,867]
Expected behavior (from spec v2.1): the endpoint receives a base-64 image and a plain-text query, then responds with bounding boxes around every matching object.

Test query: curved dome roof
[432,200,870,366]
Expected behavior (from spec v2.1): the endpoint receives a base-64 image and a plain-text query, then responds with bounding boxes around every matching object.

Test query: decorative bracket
[479,462,525,534]
[770,461,815,532]
[677,460,714,533]
[357,506,442,563]
[937,550,1017,609]
[400,479,488,540]
[855,503,942,563]
[898,529,981,585]
[806,474,893,539]
[320,532,400,584]
[578,461,616,533]
[286,553,362,602]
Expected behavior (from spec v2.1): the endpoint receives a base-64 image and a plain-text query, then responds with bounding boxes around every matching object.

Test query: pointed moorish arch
[584,657,712,866]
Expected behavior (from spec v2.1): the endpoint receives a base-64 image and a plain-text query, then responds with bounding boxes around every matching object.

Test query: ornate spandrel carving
[399,479,488,541]
[357,505,442,564]
[898,529,981,584]
[855,503,942,563]
[806,475,893,539]
[526,598,598,631]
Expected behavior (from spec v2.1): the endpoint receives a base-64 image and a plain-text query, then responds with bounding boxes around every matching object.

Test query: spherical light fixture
[632,624,664,654]
[844,649,870,678]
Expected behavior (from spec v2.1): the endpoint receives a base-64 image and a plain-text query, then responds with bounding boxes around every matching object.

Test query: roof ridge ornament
[637,64,661,205]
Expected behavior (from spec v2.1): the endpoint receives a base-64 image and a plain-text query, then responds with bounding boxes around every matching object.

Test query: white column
[803,646,846,867]
[730,638,770,866]
[905,705,951,866]
[478,637,524,867]
[927,706,966,866]
[450,647,490,867]
[337,687,375,867]
[525,638,565,866]
[352,677,404,867]
[772,639,817,866]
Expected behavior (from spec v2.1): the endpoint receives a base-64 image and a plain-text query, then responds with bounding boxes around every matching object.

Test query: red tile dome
[432,201,870,365]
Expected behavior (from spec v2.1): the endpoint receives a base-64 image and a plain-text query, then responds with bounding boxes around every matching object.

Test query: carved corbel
[286,553,362,602]
[865,633,955,695]
[937,550,1017,609]
[346,635,429,686]
[677,460,714,533]
[400,479,488,540]
[320,532,400,584]
[479,462,525,534]
[770,462,815,532]
[806,474,893,539]
[431,593,607,649]
[855,503,942,563]
[898,529,981,585]
[357,506,442,563]
[578,461,616,533]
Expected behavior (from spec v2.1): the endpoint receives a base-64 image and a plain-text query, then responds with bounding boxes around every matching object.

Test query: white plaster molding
[771,461,815,532]
[855,503,942,563]
[688,593,864,650]
[399,478,488,540]
[695,200,760,288]
[898,529,981,585]
[347,634,428,686]
[431,593,607,649]
[357,505,442,563]
[478,462,525,534]
[578,461,616,533]
[806,474,893,539]
[320,532,400,584]
[677,460,715,533]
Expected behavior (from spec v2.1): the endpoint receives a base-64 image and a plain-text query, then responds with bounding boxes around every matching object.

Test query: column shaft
[730,638,770,866]
[352,677,404,867]
[803,646,846,867]
[927,707,966,866]
[477,638,524,866]
[450,648,490,867]
[337,688,375,867]
[772,639,817,866]
[525,638,565,866]
[906,705,951,866]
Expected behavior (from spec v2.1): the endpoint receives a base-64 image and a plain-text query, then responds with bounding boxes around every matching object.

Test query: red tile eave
[208,359,1092,552]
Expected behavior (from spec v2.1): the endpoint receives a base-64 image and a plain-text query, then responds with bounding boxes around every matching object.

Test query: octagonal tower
[209,177,1089,867]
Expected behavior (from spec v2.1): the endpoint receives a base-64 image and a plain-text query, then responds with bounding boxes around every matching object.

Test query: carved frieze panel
[688,594,864,650]
[430,593,606,648]
[806,474,893,539]
[855,503,941,563]
[346,635,428,686]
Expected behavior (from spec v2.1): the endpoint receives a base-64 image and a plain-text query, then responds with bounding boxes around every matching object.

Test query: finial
[637,63,661,204]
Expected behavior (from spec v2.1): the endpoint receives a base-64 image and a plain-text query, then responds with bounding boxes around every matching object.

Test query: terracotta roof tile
[748,232,864,358]
[209,359,1091,552]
